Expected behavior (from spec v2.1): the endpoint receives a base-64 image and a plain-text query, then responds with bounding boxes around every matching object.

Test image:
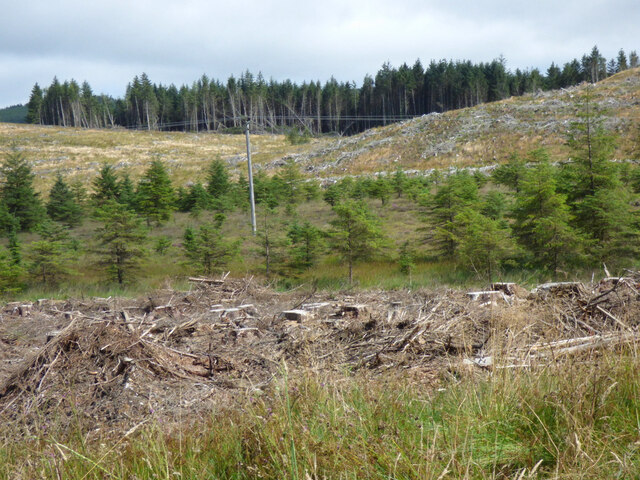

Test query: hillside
[286,67,640,176]
[1,68,639,192]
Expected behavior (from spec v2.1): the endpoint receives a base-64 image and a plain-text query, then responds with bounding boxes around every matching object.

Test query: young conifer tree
[91,164,121,205]
[452,207,516,283]
[47,173,83,227]
[0,149,45,231]
[136,159,175,225]
[513,152,586,275]
[561,89,638,264]
[287,221,325,271]
[330,200,386,284]
[27,221,77,286]
[429,172,479,257]
[206,158,230,199]
[94,201,147,285]
[182,222,238,275]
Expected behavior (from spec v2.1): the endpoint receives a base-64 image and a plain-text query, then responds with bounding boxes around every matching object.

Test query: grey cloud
[1,0,639,107]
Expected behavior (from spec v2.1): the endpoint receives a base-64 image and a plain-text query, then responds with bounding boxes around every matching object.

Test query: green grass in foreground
[1,348,639,479]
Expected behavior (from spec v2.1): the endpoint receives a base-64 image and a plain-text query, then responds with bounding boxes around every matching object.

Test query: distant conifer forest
[24,46,637,135]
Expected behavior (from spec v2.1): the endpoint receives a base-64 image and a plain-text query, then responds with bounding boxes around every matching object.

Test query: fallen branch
[188,277,225,285]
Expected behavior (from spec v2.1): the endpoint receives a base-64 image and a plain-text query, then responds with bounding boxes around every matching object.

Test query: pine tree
[26,83,43,124]
[545,62,562,89]
[492,153,526,192]
[561,90,638,264]
[481,190,508,221]
[392,168,408,198]
[7,227,21,266]
[350,177,371,200]
[154,235,172,255]
[0,149,45,231]
[46,173,83,227]
[452,208,516,283]
[562,89,617,202]
[275,159,304,205]
[94,202,147,285]
[233,174,250,210]
[182,223,238,275]
[69,180,88,210]
[136,159,175,225]
[398,241,415,279]
[92,164,121,205]
[255,205,287,278]
[118,173,137,210]
[183,227,197,257]
[0,202,19,236]
[323,183,343,206]
[302,180,321,202]
[370,176,392,205]
[27,221,76,286]
[0,246,23,294]
[330,200,386,284]
[617,49,628,71]
[513,157,585,275]
[184,182,213,215]
[429,172,479,257]
[287,221,325,270]
[206,158,230,199]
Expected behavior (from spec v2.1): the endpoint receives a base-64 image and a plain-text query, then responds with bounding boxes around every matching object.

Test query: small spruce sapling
[94,201,147,285]
[330,200,386,285]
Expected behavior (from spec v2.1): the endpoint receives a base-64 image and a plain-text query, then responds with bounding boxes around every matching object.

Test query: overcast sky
[1,0,638,108]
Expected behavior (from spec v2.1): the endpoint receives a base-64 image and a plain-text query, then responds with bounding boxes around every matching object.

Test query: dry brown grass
[0,124,306,191]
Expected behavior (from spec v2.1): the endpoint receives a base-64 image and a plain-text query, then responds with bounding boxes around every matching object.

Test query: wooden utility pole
[245,122,257,234]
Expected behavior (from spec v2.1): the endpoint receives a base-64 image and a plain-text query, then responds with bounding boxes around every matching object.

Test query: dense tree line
[26,46,638,135]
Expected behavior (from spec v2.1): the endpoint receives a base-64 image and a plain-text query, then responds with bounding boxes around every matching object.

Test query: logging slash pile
[1,274,639,438]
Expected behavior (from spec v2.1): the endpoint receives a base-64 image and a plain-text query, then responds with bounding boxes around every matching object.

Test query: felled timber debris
[188,277,225,285]
[530,281,586,297]
[466,290,509,305]
[0,273,639,437]
[281,310,312,322]
[490,282,528,297]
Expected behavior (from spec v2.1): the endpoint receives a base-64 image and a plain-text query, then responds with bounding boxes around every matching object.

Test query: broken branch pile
[0,274,638,436]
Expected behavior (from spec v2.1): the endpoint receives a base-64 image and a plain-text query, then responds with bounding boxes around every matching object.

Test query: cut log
[281,310,311,322]
[466,291,508,303]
